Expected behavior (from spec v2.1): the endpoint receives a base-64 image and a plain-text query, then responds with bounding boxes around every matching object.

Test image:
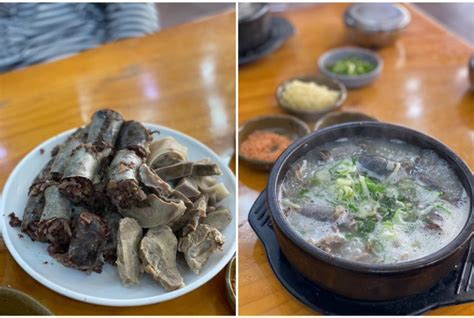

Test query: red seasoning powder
[240,130,293,162]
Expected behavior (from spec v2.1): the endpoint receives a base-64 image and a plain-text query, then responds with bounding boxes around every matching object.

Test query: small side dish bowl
[0,287,52,315]
[276,75,347,120]
[225,255,236,311]
[239,114,310,171]
[314,111,377,130]
[318,47,383,89]
[344,3,411,48]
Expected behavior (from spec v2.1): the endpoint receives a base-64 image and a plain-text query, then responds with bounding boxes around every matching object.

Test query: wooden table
[0,11,235,315]
[239,4,473,315]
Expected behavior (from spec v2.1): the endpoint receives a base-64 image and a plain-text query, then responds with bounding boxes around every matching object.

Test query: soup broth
[279,137,470,264]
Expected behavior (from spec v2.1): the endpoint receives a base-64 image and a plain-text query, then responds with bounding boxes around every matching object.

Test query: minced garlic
[282,80,340,112]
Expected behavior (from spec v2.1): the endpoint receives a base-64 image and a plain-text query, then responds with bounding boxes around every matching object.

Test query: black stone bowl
[266,122,474,301]
[239,3,271,53]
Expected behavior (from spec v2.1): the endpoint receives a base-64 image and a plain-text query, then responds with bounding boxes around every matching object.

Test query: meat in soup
[279,137,470,264]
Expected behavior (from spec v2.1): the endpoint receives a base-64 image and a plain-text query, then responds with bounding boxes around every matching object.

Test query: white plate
[0,124,236,306]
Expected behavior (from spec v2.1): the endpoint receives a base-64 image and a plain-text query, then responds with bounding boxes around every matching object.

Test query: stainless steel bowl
[0,287,52,315]
[344,4,411,48]
[225,255,236,311]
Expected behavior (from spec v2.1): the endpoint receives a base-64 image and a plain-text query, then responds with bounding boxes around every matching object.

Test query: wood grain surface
[0,11,235,315]
[238,3,473,315]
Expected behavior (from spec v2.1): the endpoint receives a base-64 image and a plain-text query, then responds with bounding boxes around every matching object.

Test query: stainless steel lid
[344,3,411,32]
[238,3,267,22]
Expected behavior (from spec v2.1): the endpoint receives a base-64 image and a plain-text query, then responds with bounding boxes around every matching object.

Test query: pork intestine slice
[174,177,201,199]
[155,161,193,181]
[191,158,222,177]
[196,177,230,206]
[148,137,188,169]
[138,163,193,209]
[138,163,173,197]
[118,194,186,228]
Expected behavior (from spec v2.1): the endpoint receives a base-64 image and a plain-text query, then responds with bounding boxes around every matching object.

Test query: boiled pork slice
[178,224,224,274]
[140,226,185,291]
[116,217,143,286]
[202,207,231,232]
[169,194,208,235]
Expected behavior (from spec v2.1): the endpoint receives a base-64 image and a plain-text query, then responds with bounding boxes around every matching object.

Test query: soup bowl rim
[267,121,474,273]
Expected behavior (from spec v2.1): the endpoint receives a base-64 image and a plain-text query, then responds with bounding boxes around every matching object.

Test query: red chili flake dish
[240,130,293,162]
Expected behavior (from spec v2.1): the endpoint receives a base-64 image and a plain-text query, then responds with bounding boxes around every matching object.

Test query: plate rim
[1,123,236,306]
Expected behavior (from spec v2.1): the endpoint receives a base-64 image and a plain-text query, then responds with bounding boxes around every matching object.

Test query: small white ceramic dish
[0,124,236,306]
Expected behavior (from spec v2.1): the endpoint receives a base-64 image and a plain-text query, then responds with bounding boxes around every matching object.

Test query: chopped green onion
[359,175,370,198]
[366,178,386,193]
[297,189,310,198]
[347,203,359,212]
[435,203,452,215]
[330,159,356,178]
[327,56,376,76]
[356,217,377,236]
